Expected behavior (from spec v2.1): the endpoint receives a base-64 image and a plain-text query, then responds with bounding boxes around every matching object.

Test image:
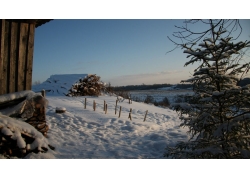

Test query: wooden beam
[9,21,18,93]
[0,20,5,95]
[0,20,36,95]
[3,20,9,94]
[17,22,29,91]
[0,96,26,110]
[25,23,35,90]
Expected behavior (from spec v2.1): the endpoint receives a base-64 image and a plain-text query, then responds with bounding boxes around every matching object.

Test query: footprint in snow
[82,122,88,127]
[148,133,166,141]
[110,118,117,124]
[88,122,101,127]
[117,120,125,124]
[87,124,95,129]
[74,121,82,125]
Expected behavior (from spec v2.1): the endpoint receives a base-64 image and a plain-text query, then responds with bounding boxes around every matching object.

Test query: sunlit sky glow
[2,1,249,86]
[32,19,249,86]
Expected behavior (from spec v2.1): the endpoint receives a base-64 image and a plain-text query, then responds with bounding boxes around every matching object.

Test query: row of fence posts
[83,97,148,121]
[41,89,149,122]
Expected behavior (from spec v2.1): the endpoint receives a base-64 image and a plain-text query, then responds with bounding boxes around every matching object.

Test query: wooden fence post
[128,108,132,120]
[93,100,96,111]
[84,98,87,109]
[41,89,45,97]
[41,90,46,129]
[144,110,148,122]
[104,100,106,111]
[105,104,107,114]
[115,99,118,115]
[118,106,122,118]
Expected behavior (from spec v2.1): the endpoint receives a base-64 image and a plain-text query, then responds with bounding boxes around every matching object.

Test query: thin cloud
[107,70,189,86]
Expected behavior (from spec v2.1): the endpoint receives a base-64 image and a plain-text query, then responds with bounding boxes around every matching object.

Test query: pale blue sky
[33,19,250,86]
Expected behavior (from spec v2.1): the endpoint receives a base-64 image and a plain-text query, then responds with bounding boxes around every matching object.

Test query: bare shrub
[114,90,130,99]
[144,95,154,104]
[154,97,170,107]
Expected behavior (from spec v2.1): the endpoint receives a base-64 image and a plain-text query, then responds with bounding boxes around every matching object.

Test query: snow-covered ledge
[0,90,49,136]
[0,90,35,104]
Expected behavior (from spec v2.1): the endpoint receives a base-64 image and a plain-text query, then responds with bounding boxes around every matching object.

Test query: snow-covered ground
[1,74,246,179]
[1,74,191,159]
[31,74,191,158]
[29,94,189,158]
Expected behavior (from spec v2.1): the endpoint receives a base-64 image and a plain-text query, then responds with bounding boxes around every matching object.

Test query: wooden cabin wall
[0,20,35,95]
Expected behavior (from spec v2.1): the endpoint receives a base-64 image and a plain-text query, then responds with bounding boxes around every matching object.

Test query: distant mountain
[32,74,88,96]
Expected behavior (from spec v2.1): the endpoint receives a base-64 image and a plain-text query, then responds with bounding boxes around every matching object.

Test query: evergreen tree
[164,20,250,158]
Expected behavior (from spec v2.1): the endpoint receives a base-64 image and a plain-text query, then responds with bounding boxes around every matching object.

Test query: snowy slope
[32,74,88,96]
[23,94,189,159]
[1,74,190,159]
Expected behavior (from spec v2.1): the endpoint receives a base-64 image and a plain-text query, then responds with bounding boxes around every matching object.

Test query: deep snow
[1,74,190,159]
[1,74,246,180]
[38,95,189,158]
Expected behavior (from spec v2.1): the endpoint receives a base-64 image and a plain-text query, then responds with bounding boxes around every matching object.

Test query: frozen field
[129,89,193,104]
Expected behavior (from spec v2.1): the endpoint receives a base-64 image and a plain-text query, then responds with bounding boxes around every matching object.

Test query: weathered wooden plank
[17,23,29,92]
[0,20,5,95]
[9,21,19,93]
[3,20,10,94]
[25,23,35,90]
[0,97,26,110]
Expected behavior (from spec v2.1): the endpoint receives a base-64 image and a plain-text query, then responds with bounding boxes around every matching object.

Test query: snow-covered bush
[164,20,250,158]
[67,74,106,96]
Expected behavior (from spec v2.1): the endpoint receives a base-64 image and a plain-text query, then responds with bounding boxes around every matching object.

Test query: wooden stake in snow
[115,100,118,115]
[104,100,106,111]
[41,89,45,97]
[105,104,107,114]
[128,108,132,120]
[84,98,87,109]
[93,100,96,111]
[144,110,148,122]
[118,106,122,118]
[41,89,46,121]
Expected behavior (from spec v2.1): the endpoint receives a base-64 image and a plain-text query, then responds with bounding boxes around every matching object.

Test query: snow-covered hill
[32,74,88,96]
[0,74,190,159]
